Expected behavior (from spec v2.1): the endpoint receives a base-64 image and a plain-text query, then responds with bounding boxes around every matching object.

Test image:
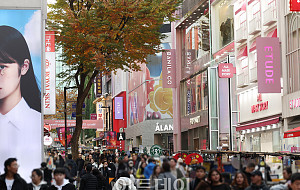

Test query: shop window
[212,0,234,52]
[181,70,208,116]
[286,14,300,93]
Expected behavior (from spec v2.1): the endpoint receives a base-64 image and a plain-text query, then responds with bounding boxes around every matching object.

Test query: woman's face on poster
[0,59,29,100]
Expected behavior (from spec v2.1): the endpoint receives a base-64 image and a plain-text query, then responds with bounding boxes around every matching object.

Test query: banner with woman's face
[0,10,42,182]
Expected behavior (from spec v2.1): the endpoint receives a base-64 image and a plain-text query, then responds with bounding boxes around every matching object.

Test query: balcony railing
[249,17,261,35]
[250,66,257,82]
[237,73,249,88]
[236,25,247,44]
[263,6,277,26]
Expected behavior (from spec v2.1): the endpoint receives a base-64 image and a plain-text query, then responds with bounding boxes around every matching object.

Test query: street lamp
[64,86,78,153]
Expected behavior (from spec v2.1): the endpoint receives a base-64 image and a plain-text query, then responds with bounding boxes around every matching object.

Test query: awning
[237,46,248,60]
[267,29,277,38]
[236,117,280,131]
[235,2,246,15]
[284,127,300,138]
[249,40,256,53]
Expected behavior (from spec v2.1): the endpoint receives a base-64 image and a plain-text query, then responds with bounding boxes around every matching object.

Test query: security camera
[104,93,108,98]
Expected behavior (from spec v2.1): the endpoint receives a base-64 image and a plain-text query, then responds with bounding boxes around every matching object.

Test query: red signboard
[90,113,97,120]
[45,31,55,52]
[218,63,236,78]
[290,0,300,11]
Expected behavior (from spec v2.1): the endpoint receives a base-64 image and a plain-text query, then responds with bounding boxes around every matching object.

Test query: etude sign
[256,37,281,93]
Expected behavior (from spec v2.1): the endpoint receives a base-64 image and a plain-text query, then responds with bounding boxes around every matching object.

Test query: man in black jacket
[245,170,269,190]
[48,168,75,190]
[76,154,84,174]
[79,164,98,190]
[0,158,28,190]
[242,162,256,185]
[66,154,77,178]
[40,162,52,186]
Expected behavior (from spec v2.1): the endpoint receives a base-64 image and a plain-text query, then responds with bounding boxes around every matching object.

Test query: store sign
[290,0,300,11]
[257,37,281,93]
[155,123,173,132]
[90,113,97,120]
[218,63,235,78]
[44,120,103,129]
[97,102,104,120]
[44,136,53,146]
[44,31,56,114]
[150,145,162,157]
[115,97,123,119]
[162,49,176,88]
[190,116,201,125]
[96,73,102,97]
[289,98,300,109]
[251,94,269,113]
[117,132,125,141]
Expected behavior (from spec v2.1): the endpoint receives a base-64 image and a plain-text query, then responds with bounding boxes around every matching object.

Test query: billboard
[257,37,281,93]
[44,31,56,114]
[0,10,42,181]
[115,97,123,119]
[128,43,173,125]
[162,49,176,88]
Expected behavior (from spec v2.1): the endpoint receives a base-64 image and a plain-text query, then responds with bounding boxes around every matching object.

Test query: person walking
[242,163,256,185]
[92,169,105,190]
[169,158,184,179]
[66,154,77,178]
[79,164,98,190]
[150,165,161,188]
[231,172,249,190]
[99,160,112,190]
[0,158,28,190]
[76,154,85,175]
[208,169,231,190]
[28,169,49,190]
[48,168,75,190]
[157,162,176,190]
[245,170,269,190]
[190,166,206,190]
[144,158,156,179]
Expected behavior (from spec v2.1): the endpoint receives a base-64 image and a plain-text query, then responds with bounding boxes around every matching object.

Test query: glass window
[181,70,208,116]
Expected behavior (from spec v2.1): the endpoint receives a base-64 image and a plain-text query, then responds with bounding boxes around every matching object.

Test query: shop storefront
[125,120,174,153]
[236,87,282,152]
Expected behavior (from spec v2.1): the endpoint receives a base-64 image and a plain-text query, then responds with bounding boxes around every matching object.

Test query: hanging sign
[290,0,300,11]
[162,49,176,88]
[218,63,236,78]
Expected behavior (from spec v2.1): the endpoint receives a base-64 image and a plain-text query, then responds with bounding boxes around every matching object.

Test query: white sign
[97,102,104,120]
[44,136,53,146]
[190,116,201,125]
[44,53,56,114]
[155,123,173,132]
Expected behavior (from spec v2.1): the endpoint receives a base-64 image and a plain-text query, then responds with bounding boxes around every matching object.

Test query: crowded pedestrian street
[1,0,300,189]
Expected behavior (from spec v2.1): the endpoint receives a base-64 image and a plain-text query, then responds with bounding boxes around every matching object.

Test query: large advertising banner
[44,31,56,114]
[0,10,42,181]
[128,43,173,125]
[257,37,281,93]
[115,97,123,119]
[162,49,176,88]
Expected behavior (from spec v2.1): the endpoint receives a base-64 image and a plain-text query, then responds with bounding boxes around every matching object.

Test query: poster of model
[0,10,42,181]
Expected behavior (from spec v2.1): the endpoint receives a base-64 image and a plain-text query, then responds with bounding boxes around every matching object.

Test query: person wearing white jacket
[113,171,137,190]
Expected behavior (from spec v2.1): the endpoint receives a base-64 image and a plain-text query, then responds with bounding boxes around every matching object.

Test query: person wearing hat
[177,158,187,177]
[245,170,269,190]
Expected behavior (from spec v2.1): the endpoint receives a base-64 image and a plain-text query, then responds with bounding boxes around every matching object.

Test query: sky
[0,10,42,89]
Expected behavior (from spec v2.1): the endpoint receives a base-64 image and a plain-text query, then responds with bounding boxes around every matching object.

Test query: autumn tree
[47,0,181,158]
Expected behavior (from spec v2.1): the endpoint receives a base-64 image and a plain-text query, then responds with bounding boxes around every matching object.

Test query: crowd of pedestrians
[1,150,300,190]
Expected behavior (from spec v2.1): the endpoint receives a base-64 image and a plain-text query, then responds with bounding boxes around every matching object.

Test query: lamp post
[64,86,78,153]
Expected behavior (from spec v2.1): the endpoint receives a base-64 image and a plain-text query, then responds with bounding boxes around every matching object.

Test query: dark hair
[4,158,17,173]
[0,26,40,112]
[41,162,47,168]
[120,171,130,178]
[208,169,223,183]
[291,173,300,183]
[169,158,177,163]
[153,165,161,176]
[148,158,155,163]
[68,154,72,160]
[86,164,93,173]
[162,162,171,172]
[32,169,43,180]
[231,172,248,188]
[284,167,292,175]
[247,163,255,168]
[54,168,66,175]
[196,165,206,172]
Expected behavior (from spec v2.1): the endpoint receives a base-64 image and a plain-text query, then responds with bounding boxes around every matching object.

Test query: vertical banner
[96,73,102,97]
[44,31,56,114]
[162,49,176,88]
[0,10,42,181]
[256,37,281,93]
[56,127,75,147]
[115,97,123,119]
[106,131,117,149]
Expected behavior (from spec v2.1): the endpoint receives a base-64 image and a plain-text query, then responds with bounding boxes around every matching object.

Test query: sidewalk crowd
[0,149,300,190]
